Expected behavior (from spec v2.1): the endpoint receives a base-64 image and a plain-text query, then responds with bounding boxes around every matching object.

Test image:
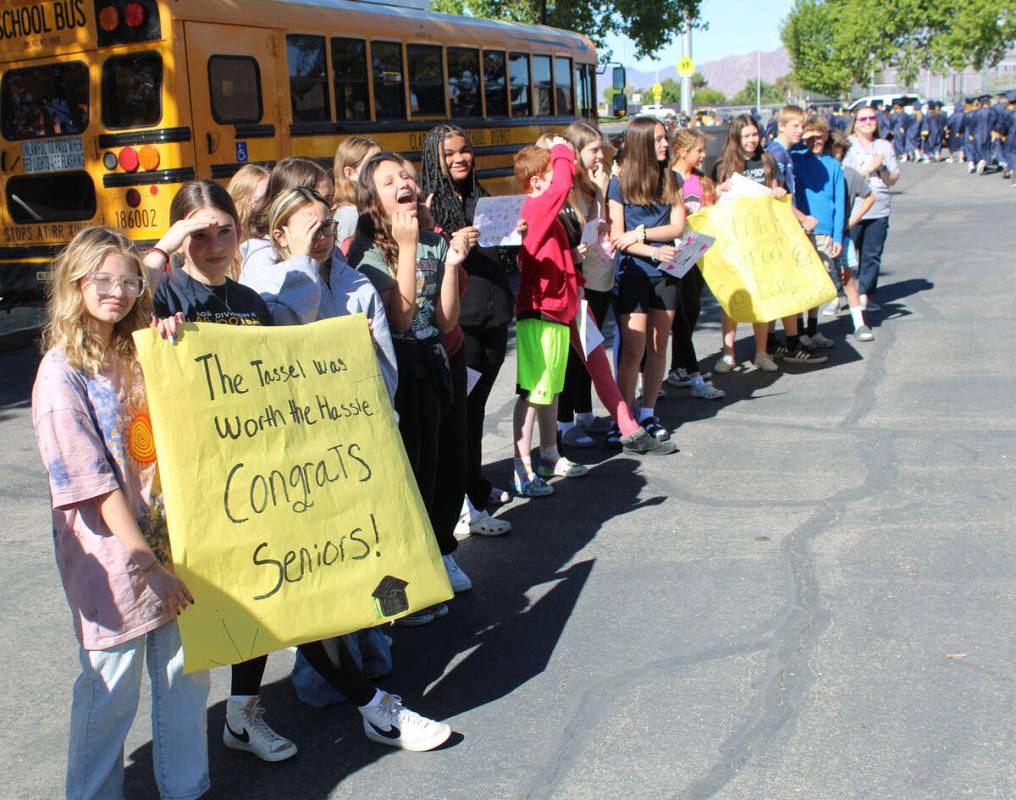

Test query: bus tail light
[126,190,142,208]
[103,152,119,171]
[118,147,140,173]
[138,145,161,171]
[95,1,161,46]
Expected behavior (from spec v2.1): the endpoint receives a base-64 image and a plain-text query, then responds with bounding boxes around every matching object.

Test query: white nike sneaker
[224,697,297,762]
[360,693,452,751]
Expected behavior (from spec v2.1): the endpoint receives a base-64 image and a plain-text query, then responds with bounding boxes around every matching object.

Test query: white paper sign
[578,300,604,356]
[719,172,775,202]
[473,195,526,247]
[579,219,615,276]
[657,231,716,280]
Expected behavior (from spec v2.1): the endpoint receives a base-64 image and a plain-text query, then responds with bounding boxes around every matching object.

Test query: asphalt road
[1,162,1014,800]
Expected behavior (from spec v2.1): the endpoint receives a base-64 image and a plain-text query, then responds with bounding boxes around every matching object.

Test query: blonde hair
[42,226,151,374]
[671,128,705,164]
[268,187,330,261]
[333,137,380,207]
[227,164,270,242]
[777,105,805,126]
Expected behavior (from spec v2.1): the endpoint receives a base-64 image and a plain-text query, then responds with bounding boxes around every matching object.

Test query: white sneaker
[976,159,986,175]
[360,693,452,752]
[224,697,298,762]
[809,332,836,349]
[713,354,736,374]
[443,554,472,592]
[752,353,779,372]
[820,299,840,316]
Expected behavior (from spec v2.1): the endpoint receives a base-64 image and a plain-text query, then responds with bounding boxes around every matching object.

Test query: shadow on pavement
[125,456,657,798]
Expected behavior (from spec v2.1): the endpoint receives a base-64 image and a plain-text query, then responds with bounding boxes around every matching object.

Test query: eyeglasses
[85,272,147,298]
[856,115,878,122]
[313,220,340,241]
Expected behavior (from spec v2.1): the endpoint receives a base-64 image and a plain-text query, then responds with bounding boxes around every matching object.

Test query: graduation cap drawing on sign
[373,576,409,617]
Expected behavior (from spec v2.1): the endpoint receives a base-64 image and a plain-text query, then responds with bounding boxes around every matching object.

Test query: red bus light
[124,2,145,27]
[126,189,142,208]
[98,5,119,31]
[118,147,140,173]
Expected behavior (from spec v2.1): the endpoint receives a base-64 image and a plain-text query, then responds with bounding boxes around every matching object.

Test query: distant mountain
[618,47,790,100]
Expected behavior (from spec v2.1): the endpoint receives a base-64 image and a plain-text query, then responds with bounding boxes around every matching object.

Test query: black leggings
[558,289,612,422]
[230,639,375,706]
[670,267,705,374]
[431,346,468,555]
[461,324,508,507]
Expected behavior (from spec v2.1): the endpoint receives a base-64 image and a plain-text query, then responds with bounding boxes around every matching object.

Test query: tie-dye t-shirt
[32,348,174,650]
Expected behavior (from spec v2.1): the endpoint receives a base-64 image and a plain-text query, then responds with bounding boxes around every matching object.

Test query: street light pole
[756,49,761,109]
[681,27,693,116]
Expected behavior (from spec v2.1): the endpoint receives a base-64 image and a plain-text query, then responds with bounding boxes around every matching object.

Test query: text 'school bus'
[0,0,597,307]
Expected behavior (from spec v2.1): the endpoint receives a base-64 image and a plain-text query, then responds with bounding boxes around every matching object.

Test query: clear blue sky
[604,0,793,71]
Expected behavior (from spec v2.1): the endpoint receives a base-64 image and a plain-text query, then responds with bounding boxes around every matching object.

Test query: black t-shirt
[153,268,273,327]
[712,155,768,186]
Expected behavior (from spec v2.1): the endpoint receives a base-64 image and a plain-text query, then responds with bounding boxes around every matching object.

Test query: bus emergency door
[184,23,286,183]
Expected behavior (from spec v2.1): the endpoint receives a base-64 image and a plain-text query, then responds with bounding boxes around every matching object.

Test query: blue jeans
[66,620,210,800]
[851,216,890,298]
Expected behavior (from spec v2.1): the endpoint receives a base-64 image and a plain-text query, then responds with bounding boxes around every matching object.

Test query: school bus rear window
[102,52,163,129]
[555,57,574,115]
[6,172,96,224]
[533,55,552,117]
[1,62,89,142]
[209,56,263,124]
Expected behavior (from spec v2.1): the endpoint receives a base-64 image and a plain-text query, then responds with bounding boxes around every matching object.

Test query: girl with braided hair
[421,125,516,532]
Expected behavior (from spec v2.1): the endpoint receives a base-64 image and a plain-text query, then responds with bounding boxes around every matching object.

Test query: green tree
[659,78,683,103]
[691,71,709,89]
[730,79,784,106]
[693,87,726,106]
[432,0,704,59]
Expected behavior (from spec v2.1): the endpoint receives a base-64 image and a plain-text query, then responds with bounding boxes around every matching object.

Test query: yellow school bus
[0,0,598,307]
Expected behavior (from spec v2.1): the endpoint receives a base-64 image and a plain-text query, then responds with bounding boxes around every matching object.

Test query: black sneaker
[605,423,622,447]
[782,347,828,365]
[620,428,677,455]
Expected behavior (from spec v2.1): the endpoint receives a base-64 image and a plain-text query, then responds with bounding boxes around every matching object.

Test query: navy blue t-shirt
[606,175,674,278]
[766,139,796,202]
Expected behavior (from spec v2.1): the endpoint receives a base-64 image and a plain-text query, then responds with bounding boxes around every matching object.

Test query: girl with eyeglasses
[33,226,212,798]
[844,106,899,312]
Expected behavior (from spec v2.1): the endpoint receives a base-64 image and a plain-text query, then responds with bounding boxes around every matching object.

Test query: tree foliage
[730,80,784,106]
[432,0,704,60]
[693,87,727,106]
[781,0,1016,97]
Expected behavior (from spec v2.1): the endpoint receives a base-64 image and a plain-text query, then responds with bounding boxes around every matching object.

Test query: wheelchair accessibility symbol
[236,142,249,163]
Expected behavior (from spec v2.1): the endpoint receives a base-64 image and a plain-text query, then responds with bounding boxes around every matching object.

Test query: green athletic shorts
[515,317,570,406]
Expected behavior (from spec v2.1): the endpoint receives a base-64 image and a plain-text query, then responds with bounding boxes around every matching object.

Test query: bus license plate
[21,138,85,173]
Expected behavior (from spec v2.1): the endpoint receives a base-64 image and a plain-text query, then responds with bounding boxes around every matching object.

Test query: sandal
[512,474,554,497]
[536,457,590,479]
[641,415,671,441]
[606,423,622,447]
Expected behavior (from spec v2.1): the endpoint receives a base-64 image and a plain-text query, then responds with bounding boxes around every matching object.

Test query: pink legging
[569,320,641,437]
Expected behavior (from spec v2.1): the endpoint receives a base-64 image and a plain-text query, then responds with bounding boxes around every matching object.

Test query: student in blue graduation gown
[945,102,966,162]
[968,95,997,174]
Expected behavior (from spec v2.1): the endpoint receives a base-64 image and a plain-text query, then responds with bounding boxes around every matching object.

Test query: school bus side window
[575,63,592,118]
[509,52,531,118]
[532,55,552,117]
[372,41,406,121]
[407,45,446,117]
[555,57,574,115]
[287,35,330,123]
[483,50,508,118]
[1,62,89,140]
[208,56,263,124]
[448,47,481,119]
[331,38,369,121]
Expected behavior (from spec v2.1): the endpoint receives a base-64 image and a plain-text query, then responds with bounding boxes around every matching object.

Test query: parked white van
[848,94,925,112]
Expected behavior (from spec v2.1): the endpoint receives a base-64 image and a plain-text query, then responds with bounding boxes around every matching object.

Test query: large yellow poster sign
[134,316,451,673]
[688,196,837,323]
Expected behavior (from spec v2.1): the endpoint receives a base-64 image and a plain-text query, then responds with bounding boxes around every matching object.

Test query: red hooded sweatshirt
[515,144,585,325]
